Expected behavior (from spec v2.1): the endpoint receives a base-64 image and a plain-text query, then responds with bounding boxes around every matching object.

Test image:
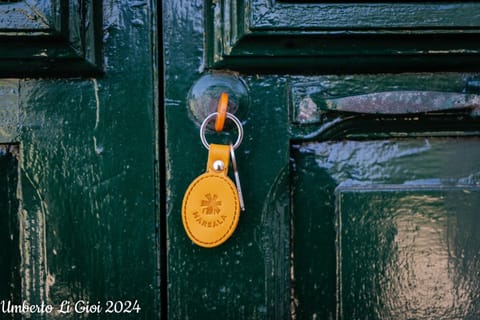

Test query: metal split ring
[200,112,243,150]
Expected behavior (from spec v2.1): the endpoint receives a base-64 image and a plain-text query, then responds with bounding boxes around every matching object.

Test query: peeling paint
[18,166,49,308]
[92,79,103,155]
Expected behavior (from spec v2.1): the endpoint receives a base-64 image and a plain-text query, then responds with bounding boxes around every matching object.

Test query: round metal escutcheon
[187,72,249,129]
[182,173,240,248]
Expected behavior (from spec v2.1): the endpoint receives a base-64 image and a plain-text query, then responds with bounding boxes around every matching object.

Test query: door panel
[292,138,480,319]
[0,1,158,319]
[164,0,480,319]
[164,75,291,318]
[338,188,480,319]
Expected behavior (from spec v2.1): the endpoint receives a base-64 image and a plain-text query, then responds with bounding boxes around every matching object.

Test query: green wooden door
[0,1,158,319]
[164,1,480,319]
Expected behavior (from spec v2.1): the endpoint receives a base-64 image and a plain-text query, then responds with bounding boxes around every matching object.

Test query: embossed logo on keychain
[182,111,245,248]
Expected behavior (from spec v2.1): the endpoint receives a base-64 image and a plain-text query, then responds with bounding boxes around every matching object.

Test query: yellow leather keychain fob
[182,144,240,248]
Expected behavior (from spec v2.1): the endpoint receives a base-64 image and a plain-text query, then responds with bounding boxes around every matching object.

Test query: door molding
[207,0,480,72]
[0,1,103,77]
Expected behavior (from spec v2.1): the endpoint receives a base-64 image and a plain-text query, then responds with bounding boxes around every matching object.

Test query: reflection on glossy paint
[339,189,480,319]
[0,80,20,142]
[300,138,480,186]
[382,194,460,318]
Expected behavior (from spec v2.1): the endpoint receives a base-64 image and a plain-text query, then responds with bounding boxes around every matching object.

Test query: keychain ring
[200,112,243,150]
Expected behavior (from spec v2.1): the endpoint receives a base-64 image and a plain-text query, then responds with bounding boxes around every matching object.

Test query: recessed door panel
[292,138,480,319]
[338,188,480,319]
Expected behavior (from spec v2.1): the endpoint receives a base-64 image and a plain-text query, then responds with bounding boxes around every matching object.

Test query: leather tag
[182,144,240,248]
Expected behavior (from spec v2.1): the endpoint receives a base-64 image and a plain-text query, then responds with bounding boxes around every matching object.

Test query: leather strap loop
[206,143,230,175]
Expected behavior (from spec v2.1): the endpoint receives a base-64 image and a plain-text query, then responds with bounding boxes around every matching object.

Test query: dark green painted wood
[0,145,20,319]
[164,6,291,317]
[0,1,103,77]
[0,1,159,319]
[339,189,480,319]
[206,0,480,72]
[164,73,291,317]
[291,153,336,320]
[165,0,480,319]
[0,80,20,142]
[292,138,480,319]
